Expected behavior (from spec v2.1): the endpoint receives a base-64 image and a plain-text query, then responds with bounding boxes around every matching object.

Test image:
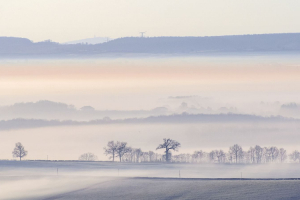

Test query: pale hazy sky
[0,0,299,42]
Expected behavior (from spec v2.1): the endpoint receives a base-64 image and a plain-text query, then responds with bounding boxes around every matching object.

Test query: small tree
[279,148,287,163]
[149,151,155,162]
[104,141,117,161]
[12,142,28,161]
[229,144,243,163]
[289,150,300,163]
[156,138,181,162]
[135,148,142,163]
[254,145,264,163]
[79,152,98,161]
[269,147,279,162]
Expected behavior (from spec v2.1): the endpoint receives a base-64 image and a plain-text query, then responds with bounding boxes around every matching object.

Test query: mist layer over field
[0,122,299,161]
[1,53,300,113]
[1,161,300,200]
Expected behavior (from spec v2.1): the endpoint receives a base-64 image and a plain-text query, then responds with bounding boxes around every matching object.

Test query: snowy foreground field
[1,161,300,200]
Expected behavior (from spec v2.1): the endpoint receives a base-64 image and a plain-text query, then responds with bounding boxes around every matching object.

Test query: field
[1,161,300,199]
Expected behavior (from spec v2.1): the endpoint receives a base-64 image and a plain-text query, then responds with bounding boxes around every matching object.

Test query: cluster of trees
[78,152,98,161]
[103,139,300,164]
[182,145,296,164]
[103,139,181,163]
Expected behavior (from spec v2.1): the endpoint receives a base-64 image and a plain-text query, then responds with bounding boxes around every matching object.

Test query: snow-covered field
[1,176,300,200]
[1,161,300,199]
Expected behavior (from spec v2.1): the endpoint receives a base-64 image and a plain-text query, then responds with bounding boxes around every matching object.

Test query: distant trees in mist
[104,141,131,162]
[78,152,98,161]
[179,145,293,164]
[102,140,300,164]
[104,141,164,163]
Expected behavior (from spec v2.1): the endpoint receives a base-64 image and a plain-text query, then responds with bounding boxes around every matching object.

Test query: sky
[0,0,299,42]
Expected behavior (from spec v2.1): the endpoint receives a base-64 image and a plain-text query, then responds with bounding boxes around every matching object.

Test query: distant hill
[0,113,297,131]
[1,33,300,57]
[64,37,112,45]
[0,100,170,121]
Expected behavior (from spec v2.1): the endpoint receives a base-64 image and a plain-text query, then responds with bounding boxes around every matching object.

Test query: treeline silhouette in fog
[0,100,169,121]
[100,140,300,164]
[0,113,297,130]
[9,140,300,164]
[1,33,300,57]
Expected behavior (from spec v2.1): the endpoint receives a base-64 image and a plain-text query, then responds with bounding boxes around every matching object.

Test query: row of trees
[10,140,300,164]
[103,139,181,163]
[103,139,300,164]
[185,145,297,164]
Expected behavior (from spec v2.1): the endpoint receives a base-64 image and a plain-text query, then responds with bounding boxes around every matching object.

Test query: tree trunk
[113,151,115,162]
[20,156,21,161]
[119,156,122,162]
[166,148,169,162]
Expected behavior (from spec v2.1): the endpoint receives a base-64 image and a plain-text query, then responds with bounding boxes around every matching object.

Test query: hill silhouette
[1,33,300,57]
[0,113,297,131]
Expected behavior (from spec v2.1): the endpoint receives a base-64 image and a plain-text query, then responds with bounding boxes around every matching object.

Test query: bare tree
[116,142,130,162]
[142,152,149,162]
[79,152,98,161]
[192,151,206,163]
[279,148,287,163]
[104,141,117,162]
[197,151,206,163]
[289,150,300,163]
[215,150,226,163]
[135,148,142,163]
[254,145,264,163]
[12,142,28,161]
[149,151,155,162]
[156,138,181,162]
[269,147,279,162]
[123,147,133,162]
[243,151,251,163]
[248,147,255,163]
[229,144,243,163]
[208,150,216,163]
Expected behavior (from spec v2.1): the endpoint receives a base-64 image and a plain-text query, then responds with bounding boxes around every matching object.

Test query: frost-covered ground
[1,161,300,199]
[1,161,300,178]
[43,178,300,200]
[1,176,300,200]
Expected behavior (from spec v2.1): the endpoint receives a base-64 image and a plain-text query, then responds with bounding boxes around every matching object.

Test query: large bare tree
[12,142,27,161]
[116,142,131,162]
[156,138,181,162]
[104,141,117,162]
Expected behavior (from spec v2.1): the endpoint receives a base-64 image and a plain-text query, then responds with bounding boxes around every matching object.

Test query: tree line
[101,139,300,164]
[8,140,300,164]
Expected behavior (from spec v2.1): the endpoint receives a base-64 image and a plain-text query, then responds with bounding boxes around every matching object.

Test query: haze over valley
[1,1,300,199]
